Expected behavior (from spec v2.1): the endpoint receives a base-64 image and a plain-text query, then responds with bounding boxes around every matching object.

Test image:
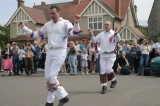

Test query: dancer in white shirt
[88,21,121,94]
[19,5,81,106]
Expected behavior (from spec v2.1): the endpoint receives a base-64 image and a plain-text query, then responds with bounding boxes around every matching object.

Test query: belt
[103,51,115,54]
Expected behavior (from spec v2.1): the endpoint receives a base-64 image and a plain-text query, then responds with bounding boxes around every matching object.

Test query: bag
[120,67,131,75]
[143,67,151,76]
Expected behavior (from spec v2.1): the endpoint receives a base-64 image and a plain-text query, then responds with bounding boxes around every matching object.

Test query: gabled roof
[32,0,132,23]
[99,0,131,19]
[33,0,90,22]
[7,0,134,25]
[22,6,47,25]
[118,26,145,39]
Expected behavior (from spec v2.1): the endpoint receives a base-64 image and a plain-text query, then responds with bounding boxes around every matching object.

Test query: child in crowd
[81,49,89,75]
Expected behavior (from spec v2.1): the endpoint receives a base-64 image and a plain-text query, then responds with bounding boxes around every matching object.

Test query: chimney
[73,0,81,4]
[41,1,46,5]
[115,0,121,17]
[17,0,24,8]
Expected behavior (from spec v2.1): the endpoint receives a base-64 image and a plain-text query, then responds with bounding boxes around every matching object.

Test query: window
[17,22,28,35]
[88,17,103,30]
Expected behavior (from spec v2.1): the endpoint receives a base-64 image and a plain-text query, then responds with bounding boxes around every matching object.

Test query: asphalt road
[0,72,160,106]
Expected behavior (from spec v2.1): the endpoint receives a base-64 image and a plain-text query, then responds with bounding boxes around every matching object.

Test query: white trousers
[100,53,116,74]
[45,48,68,103]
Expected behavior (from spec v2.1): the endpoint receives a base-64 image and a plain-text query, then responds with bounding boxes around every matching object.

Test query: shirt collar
[105,29,113,33]
[51,17,64,23]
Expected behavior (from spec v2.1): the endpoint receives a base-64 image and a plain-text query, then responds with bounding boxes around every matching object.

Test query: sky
[0,0,154,26]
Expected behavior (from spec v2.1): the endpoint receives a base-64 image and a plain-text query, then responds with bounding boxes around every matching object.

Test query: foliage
[137,25,148,36]
[134,5,137,13]
[0,25,10,49]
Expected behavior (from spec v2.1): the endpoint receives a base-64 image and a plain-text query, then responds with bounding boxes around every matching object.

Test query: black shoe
[45,102,53,106]
[58,96,69,106]
[110,80,117,88]
[9,73,12,76]
[101,86,107,94]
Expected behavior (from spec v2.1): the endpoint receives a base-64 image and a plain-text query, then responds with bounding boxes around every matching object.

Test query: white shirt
[155,42,160,52]
[18,49,25,58]
[81,54,88,60]
[92,29,121,53]
[75,44,80,51]
[22,17,80,49]
[140,44,151,54]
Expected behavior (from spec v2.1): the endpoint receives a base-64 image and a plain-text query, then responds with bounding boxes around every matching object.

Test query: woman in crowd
[68,41,77,75]
[1,43,13,76]
[138,39,151,75]
[88,43,96,73]
[131,41,141,74]
[18,46,25,74]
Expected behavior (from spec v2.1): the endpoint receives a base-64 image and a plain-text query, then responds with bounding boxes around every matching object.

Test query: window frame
[88,16,103,30]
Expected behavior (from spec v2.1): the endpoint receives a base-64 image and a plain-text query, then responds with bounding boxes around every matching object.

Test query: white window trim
[88,16,103,30]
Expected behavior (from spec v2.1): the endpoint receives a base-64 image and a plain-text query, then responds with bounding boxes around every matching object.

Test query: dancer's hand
[18,21,25,28]
[88,28,94,35]
[74,14,81,24]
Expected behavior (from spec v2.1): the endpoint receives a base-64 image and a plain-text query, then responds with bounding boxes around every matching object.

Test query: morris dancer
[19,5,81,106]
[88,21,121,94]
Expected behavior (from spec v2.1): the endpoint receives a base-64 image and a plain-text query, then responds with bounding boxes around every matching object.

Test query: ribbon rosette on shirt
[106,32,118,45]
[30,31,44,44]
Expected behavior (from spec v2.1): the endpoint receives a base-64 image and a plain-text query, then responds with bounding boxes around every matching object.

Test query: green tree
[138,25,148,37]
[0,25,10,48]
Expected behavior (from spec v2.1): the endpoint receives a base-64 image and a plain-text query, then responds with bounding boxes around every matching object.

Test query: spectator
[11,42,20,75]
[154,36,160,56]
[74,41,81,72]
[1,43,13,76]
[68,41,77,75]
[33,40,41,74]
[24,42,34,76]
[131,41,141,74]
[138,39,151,75]
[18,46,25,74]
[117,51,130,75]
[81,49,89,75]
[88,43,96,73]
[40,41,48,69]
[95,43,101,73]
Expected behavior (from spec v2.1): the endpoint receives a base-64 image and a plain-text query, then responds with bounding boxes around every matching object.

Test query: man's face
[104,21,112,32]
[50,8,60,22]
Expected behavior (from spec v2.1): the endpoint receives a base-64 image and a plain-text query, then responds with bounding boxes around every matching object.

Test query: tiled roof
[99,0,131,19]
[129,26,145,39]
[22,0,132,24]
[22,6,47,24]
[33,0,90,22]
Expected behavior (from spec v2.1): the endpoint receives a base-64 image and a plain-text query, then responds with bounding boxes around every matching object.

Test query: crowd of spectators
[0,36,160,76]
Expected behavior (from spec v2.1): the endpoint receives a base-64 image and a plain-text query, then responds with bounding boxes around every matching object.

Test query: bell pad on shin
[100,74,107,83]
[46,82,61,92]
[107,72,115,81]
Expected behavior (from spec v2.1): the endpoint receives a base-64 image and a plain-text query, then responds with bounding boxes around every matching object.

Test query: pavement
[0,71,160,106]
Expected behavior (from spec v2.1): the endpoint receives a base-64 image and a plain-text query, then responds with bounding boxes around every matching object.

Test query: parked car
[150,57,160,74]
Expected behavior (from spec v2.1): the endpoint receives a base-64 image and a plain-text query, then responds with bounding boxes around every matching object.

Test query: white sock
[101,83,107,87]
[112,77,116,82]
